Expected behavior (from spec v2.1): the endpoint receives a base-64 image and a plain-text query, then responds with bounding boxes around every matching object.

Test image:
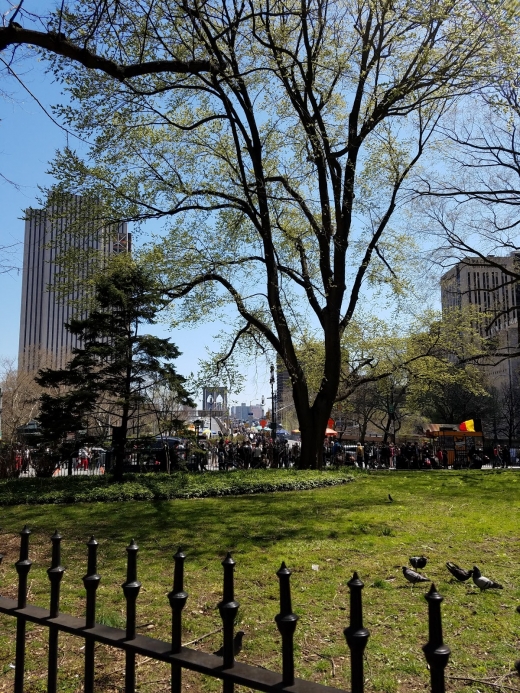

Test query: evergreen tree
[36,259,194,480]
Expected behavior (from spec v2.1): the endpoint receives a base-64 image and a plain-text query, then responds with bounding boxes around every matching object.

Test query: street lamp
[270,364,277,440]
[194,419,204,439]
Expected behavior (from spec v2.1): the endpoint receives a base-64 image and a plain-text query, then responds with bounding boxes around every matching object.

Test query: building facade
[18,195,130,372]
[230,403,265,421]
[441,254,520,390]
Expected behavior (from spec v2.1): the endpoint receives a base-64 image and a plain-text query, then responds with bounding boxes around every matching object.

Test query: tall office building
[18,195,130,372]
[441,254,520,390]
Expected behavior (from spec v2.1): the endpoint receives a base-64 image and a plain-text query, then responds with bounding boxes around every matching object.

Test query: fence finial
[423,583,450,693]
[14,526,32,693]
[47,530,65,693]
[275,561,299,687]
[83,536,101,693]
[218,551,240,686]
[169,548,188,693]
[48,530,65,617]
[122,539,141,693]
[169,548,188,652]
[344,572,370,693]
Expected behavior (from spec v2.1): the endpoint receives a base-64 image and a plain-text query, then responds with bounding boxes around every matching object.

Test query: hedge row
[0,469,355,505]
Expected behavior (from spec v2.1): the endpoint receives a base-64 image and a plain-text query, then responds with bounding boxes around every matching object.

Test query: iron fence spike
[423,584,450,693]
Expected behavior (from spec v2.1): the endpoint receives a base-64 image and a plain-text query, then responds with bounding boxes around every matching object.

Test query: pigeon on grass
[472,566,503,591]
[214,631,245,657]
[409,556,427,570]
[446,562,473,582]
[402,566,430,586]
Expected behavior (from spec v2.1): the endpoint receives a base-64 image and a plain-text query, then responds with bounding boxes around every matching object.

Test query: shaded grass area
[0,470,519,693]
[0,468,355,505]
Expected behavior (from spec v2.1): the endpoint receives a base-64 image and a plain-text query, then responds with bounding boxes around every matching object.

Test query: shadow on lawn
[1,485,385,557]
[2,470,518,561]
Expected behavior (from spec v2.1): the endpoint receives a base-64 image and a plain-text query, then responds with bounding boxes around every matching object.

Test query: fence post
[422,584,450,693]
[47,530,65,693]
[14,525,32,693]
[82,536,101,693]
[168,548,188,693]
[122,539,141,693]
[275,562,299,687]
[344,572,370,693]
[218,553,240,693]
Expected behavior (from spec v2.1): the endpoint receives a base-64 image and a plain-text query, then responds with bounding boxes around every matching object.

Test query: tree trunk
[299,422,323,469]
[382,415,392,443]
[112,426,125,482]
[283,315,342,470]
[113,402,131,482]
[295,395,334,469]
[113,344,134,482]
[359,421,368,445]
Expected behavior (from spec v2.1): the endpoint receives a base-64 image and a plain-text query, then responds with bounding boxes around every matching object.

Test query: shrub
[0,469,355,506]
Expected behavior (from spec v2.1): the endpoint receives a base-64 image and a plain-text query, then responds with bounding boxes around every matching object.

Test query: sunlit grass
[1,470,519,693]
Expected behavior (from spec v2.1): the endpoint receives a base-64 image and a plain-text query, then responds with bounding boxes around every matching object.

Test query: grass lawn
[0,469,519,693]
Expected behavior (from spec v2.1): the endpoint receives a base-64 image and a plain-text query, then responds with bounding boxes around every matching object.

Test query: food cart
[423,424,485,468]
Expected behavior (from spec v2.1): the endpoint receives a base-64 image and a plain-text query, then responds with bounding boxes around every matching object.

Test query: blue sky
[0,57,271,408]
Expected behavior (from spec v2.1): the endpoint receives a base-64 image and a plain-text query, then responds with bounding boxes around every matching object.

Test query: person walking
[356,442,364,469]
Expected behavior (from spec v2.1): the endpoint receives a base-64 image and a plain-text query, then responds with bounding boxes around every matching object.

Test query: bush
[0,469,355,506]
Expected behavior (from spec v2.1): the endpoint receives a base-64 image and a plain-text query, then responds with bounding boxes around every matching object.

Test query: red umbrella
[325,427,338,437]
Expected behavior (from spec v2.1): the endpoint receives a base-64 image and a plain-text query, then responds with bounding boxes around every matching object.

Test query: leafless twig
[448,675,520,691]
[182,627,223,647]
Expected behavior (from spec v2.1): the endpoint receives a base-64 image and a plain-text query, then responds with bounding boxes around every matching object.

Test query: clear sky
[0,55,271,408]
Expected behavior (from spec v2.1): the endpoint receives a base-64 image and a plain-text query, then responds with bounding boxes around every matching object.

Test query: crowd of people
[135,434,520,472]
[15,431,516,477]
[163,436,300,472]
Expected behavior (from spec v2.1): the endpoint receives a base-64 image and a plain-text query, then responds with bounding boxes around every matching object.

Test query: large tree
[36,258,194,480]
[2,0,514,466]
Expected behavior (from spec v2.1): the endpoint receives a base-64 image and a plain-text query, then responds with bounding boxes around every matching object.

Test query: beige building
[18,195,130,372]
[441,255,520,391]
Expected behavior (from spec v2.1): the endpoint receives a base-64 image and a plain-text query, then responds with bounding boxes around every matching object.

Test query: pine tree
[36,259,194,481]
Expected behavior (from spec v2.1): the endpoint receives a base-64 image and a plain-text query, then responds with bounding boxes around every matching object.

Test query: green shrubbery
[0,469,355,506]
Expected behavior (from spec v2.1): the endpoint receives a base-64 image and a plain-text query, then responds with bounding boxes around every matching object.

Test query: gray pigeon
[402,566,430,585]
[213,631,245,657]
[472,566,503,591]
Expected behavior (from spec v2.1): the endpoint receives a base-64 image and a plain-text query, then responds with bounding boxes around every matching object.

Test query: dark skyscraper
[18,195,130,371]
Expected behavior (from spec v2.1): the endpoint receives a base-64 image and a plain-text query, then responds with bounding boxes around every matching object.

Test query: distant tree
[36,258,194,480]
[407,366,491,424]
[342,381,380,444]
[486,379,520,446]
[0,357,43,444]
[141,380,194,437]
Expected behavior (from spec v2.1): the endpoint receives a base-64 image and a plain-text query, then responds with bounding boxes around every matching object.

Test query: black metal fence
[0,527,513,693]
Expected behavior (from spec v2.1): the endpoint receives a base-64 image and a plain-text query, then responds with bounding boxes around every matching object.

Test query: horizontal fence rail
[1,527,517,693]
